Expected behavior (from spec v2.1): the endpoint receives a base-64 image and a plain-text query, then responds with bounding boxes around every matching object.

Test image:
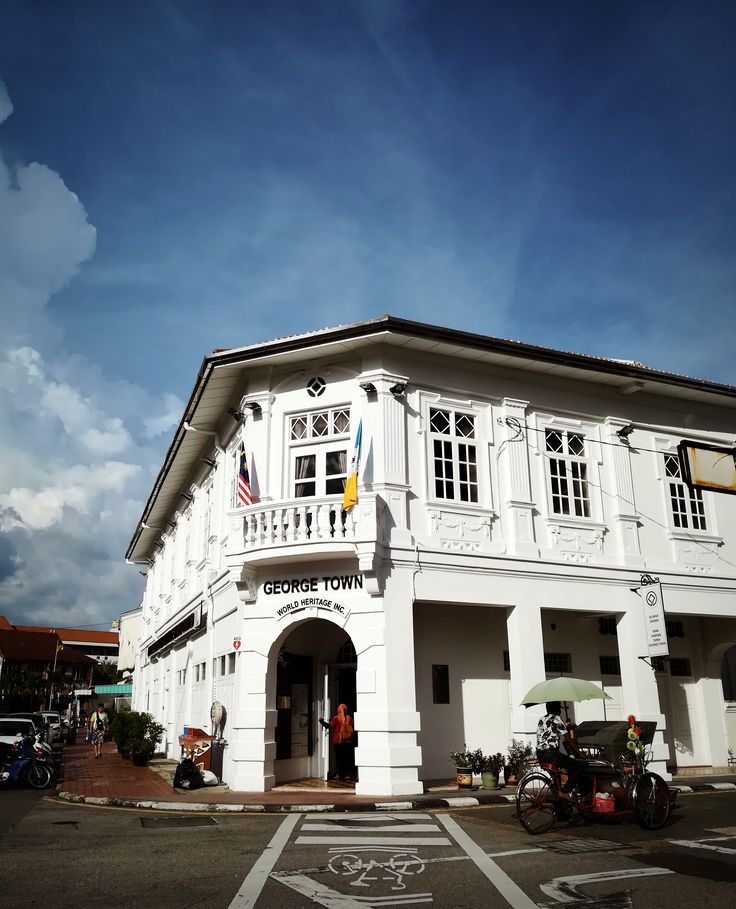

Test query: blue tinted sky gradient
[0,1,734,626]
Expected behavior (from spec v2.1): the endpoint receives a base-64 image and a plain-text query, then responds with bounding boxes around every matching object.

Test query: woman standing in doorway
[320,703,354,780]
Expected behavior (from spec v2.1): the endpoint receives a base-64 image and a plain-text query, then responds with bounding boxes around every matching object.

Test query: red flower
[627,714,636,725]
[634,726,641,737]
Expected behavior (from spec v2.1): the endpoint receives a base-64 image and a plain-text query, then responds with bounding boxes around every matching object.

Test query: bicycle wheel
[27,763,52,790]
[633,772,670,830]
[516,772,557,835]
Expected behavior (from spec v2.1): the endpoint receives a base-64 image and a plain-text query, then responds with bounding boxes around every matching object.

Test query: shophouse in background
[126,316,736,795]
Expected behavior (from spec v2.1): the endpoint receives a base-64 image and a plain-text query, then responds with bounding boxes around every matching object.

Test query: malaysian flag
[237,443,252,506]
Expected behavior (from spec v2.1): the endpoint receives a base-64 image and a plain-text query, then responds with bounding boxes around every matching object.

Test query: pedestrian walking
[87,703,109,759]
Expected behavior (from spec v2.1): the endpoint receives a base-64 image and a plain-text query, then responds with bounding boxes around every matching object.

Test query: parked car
[0,717,37,747]
[40,712,63,744]
[8,713,49,741]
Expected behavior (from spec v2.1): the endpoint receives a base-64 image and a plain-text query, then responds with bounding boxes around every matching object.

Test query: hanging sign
[637,580,669,657]
[233,637,241,651]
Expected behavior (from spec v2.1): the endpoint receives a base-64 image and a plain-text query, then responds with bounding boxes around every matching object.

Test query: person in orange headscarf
[319,703,354,780]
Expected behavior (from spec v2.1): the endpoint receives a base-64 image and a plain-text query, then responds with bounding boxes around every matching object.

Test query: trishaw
[515,720,676,835]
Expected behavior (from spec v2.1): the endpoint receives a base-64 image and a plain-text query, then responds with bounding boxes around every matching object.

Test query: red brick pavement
[60,742,394,806]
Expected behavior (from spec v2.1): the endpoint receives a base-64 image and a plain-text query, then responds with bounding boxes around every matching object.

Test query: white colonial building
[127,317,736,795]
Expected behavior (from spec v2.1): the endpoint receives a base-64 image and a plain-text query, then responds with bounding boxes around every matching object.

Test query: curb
[56,789,517,813]
[55,783,735,813]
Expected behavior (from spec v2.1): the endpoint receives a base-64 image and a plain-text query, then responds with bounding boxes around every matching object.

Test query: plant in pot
[477,751,505,790]
[505,738,534,785]
[128,712,165,767]
[450,746,481,789]
[110,708,133,759]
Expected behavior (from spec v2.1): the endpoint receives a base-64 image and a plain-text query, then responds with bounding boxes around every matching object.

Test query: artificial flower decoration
[625,714,646,763]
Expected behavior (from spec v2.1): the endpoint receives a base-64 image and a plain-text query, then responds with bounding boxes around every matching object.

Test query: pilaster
[507,602,545,739]
[604,418,644,567]
[499,399,539,557]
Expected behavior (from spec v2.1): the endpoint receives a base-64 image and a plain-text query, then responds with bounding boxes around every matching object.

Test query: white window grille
[428,407,478,503]
[544,429,591,517]
[288,407,350,498]
[664,454,706,530]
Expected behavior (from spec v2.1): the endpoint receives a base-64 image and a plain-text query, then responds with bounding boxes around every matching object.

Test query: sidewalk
[56,742,736,813]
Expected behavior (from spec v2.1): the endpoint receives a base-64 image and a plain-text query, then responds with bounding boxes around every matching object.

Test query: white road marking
[303,824,440,833]
[228,812,301,908]
[539,867,675,903]
[317,813,433,821]
[272,872,433,906]
[670,836,736,856]
[436,815,538,909]
[296,836,452,846]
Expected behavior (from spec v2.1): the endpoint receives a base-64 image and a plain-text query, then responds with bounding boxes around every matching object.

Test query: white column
[353,570,422,796]
[358,370,411,547]
[604,418,644,567]
[229,638,275,792]
[617,597,670,779]
[702,660,730,767]
[507,603,545,740]
[499,399,538,557]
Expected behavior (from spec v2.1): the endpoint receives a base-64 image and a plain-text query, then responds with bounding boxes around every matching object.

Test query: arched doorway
[271,618,356,786]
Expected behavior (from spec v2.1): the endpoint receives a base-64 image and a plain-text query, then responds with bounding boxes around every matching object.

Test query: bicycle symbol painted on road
[328,847,427,891]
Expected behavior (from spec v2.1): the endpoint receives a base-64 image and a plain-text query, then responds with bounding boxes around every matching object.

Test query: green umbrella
[521,676,612,707]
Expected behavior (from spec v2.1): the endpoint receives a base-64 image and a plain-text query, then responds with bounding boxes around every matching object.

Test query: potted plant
[505,738,534,785]
[622,714,646,774]
[477,751,505,789]
[110,708,133,759]
[127,712,165,767]
[450,746,481,788]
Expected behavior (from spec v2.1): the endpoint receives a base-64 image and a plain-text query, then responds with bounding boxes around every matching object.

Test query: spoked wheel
[27,763,53,790]
[634,772,671,830]
[516,772,557,835]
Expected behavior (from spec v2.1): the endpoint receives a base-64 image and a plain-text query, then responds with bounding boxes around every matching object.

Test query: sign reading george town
[262,574,364,595]
[262,574,362,622]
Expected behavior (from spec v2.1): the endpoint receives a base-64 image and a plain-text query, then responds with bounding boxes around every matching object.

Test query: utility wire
[496,418,736,572]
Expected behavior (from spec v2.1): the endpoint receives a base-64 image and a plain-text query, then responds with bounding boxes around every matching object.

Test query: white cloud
[143,391,185,438]
[0,79,174,626]
[0,461,141,531]
[0,79,11,124]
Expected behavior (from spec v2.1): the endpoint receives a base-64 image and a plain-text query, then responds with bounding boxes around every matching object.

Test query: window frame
[286,406,351,500]
[424,402,486,507]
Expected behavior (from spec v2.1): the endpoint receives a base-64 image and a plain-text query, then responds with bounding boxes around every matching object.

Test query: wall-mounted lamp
[180,491,193,502]
[390,382,407,398]
[227,407,245,423]
[359,382,377,393]
[201,456,216,467]
[616,424,635,443]
[138,570,148,577]
[243,401,262,415]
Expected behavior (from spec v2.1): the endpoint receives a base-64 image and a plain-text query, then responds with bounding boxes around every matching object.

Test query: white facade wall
[131,329,736,794]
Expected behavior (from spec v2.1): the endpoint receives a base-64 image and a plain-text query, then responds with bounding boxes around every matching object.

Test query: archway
[269,618,356,786]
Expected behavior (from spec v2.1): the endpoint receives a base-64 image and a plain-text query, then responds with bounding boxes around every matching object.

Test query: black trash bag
[173,757,204,790]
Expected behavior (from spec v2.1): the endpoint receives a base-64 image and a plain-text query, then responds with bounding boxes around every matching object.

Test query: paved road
[1,793,734,907]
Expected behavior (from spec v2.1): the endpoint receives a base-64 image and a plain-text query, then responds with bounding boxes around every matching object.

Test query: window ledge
[667,529,722,545]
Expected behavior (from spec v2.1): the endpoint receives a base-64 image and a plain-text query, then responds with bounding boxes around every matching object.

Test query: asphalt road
[1,792,734,908]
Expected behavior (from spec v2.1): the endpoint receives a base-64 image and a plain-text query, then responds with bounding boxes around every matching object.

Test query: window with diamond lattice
[290,408,350,442]
[544,429,591,518]
[429,407,478,503]
[664,454,707,530]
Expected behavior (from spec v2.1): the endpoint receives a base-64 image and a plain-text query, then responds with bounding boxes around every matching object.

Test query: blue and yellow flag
[342,420,362,511]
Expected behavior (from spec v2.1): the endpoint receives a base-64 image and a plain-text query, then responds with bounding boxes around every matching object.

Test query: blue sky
[0,1,734,628]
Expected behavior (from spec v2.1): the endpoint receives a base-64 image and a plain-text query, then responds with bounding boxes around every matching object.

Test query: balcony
[225,493,384,592]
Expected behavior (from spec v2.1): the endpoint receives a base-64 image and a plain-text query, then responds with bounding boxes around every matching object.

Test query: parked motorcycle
[0,735,55,789]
